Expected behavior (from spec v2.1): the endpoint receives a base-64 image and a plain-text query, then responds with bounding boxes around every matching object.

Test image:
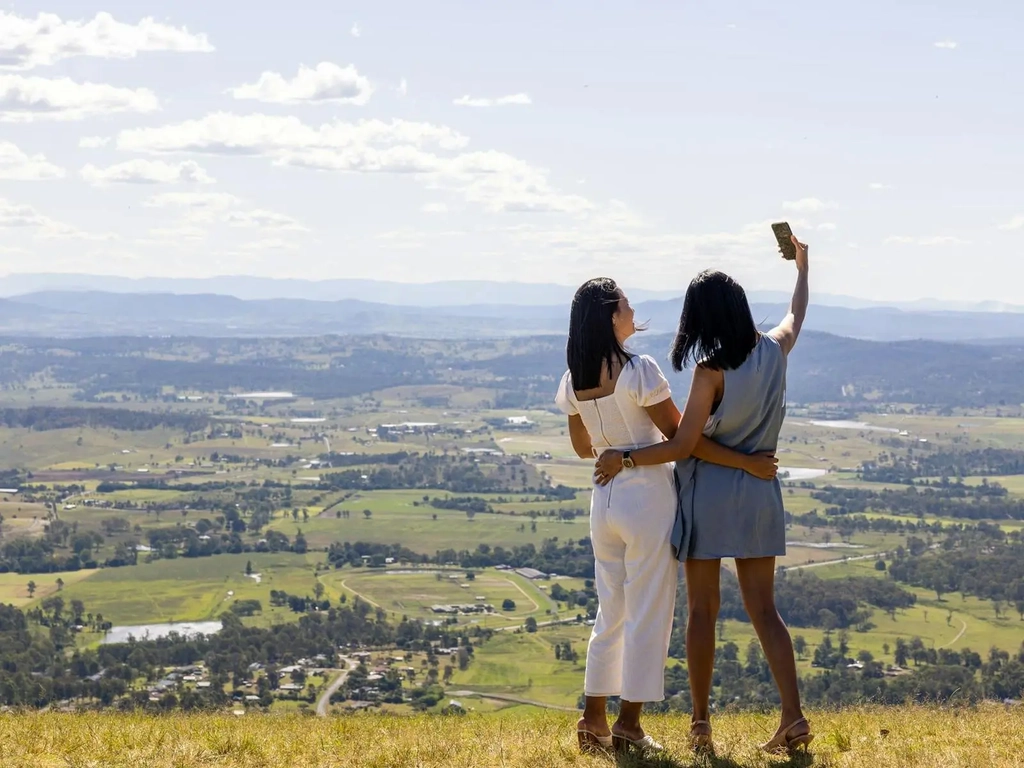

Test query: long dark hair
[670,270,758,371]
[566,278,630,391]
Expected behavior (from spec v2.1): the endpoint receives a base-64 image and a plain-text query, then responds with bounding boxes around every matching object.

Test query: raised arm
[768,234,809,356]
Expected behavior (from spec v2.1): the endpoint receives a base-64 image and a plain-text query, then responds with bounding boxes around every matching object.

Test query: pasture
[321,567,556,628]
[53,552,324,628]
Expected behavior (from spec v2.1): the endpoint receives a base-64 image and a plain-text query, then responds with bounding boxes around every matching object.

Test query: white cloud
[81,159,215,186]
[0,74,159,122]
[0,10,213,70]
[147,225,207,241]
[118,113,467,155]
[118,113,594,217]
[397,78,408,97]
[79,136,110,149]
[997,215,1024,231]
[235,238,301,252]
[422,202,448,214]
[0,197,106,239]
[453,93,532,107]
[868,182,892,190]
[143,191,240,210]
[223,209,307,232]
[933,40,958,49]
[782,197,838,213]
[231,63,373,106]
[0,140,65,180]
[884,235,968,246]
[350,23,361,38]
[816,222,837,231]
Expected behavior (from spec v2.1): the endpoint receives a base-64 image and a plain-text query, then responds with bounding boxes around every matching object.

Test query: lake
[779,467,829,480]
[102,620,223,645]
[808,419,900,433]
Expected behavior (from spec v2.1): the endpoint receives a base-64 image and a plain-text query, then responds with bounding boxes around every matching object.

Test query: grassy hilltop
[1,707,1022,768]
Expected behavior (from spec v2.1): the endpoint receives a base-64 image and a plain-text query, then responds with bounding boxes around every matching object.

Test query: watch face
[622,456,634,469]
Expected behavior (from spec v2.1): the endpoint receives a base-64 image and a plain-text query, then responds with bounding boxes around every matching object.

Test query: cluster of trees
[268,589,331,613]
[665,570,916,660]
[861,448,1024,484]
[810,484,1024,520]
[324,539,597,579]
[0,406,208,433]
[886,531,1024,610]
[656,636,1024,712]
[313,453,573,498]
[0,590,490,710]
[427,496,493,514]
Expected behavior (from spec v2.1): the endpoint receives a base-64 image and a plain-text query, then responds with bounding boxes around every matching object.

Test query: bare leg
[611,700,645,741]
[734,557,808,739]
[684,558,721,732]
[578,695,610,737]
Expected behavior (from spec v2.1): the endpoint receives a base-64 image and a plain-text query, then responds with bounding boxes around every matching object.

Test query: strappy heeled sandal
[690,719,714,754]
[760,717,814,754]
[612,733,665,755]
[577,729,613,754]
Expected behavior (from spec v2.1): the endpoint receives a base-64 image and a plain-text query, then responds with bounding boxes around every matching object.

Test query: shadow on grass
[615,749,815,768]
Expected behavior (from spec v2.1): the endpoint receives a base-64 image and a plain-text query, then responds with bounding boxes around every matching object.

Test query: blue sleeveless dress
[672,334,788,560]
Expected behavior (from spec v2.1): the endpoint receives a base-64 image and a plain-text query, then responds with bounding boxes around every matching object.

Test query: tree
[27,581,36,598]
[894,638,909,667]
[363,510,372,520]
[314,582,325,601]
[246,560,253,576]
[1016,600,1024,621]
[793,635,807,659]
[464,571,476,581]
[524,617,538,633]
[55,578,64,592]
[502,599,516,611]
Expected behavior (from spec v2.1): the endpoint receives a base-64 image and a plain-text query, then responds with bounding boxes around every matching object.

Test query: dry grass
[1,706,1022,767]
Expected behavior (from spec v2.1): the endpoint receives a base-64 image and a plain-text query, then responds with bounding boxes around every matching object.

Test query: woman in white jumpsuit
[556,278,778,755]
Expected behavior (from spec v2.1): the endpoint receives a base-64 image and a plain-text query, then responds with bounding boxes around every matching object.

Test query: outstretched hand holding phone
[789,234,808,272]
[767,230,809,356]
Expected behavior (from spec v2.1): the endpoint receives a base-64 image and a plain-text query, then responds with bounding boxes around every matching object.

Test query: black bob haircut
[670,270,759,372]
[566,277,631,391]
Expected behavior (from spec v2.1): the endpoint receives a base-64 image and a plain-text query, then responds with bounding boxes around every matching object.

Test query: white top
[555,354,672,452]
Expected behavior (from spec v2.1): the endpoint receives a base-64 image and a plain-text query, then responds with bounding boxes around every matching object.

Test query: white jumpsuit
[555,355,678,703]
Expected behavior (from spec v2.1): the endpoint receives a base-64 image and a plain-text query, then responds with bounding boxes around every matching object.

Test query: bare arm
[566,415,593,459]
[643,397,763,472]
[768,235,809,356]
[595,368,778,482]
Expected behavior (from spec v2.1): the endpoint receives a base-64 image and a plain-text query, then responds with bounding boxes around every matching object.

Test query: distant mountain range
[1,273,1022,314]
[3,289,1024,342]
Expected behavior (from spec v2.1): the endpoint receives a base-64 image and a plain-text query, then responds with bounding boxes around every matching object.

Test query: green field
[322,567,557,627]
[0,570,98,606]
[266,489,588,551]
[448,624,593,707]
[53,553,325,627]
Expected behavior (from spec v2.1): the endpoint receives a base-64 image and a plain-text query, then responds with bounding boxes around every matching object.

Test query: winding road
[315,657,357,717]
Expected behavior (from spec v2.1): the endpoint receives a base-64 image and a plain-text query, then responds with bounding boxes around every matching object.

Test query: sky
[0,1,1022,302]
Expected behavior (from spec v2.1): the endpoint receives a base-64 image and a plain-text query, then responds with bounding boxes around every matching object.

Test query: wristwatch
[621,450,634,469]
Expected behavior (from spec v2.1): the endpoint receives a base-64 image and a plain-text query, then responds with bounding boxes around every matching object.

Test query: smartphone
[772,222,796,261]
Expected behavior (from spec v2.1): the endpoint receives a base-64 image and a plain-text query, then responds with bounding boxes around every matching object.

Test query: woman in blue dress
[596,235,813,754]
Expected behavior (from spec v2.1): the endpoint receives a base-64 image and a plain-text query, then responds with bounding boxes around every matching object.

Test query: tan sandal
[760,717,814,754]
[577,729,613,754]
[690,719,714,754]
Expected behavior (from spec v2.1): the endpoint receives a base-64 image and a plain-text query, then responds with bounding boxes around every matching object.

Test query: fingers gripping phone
[772,222,796,261]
